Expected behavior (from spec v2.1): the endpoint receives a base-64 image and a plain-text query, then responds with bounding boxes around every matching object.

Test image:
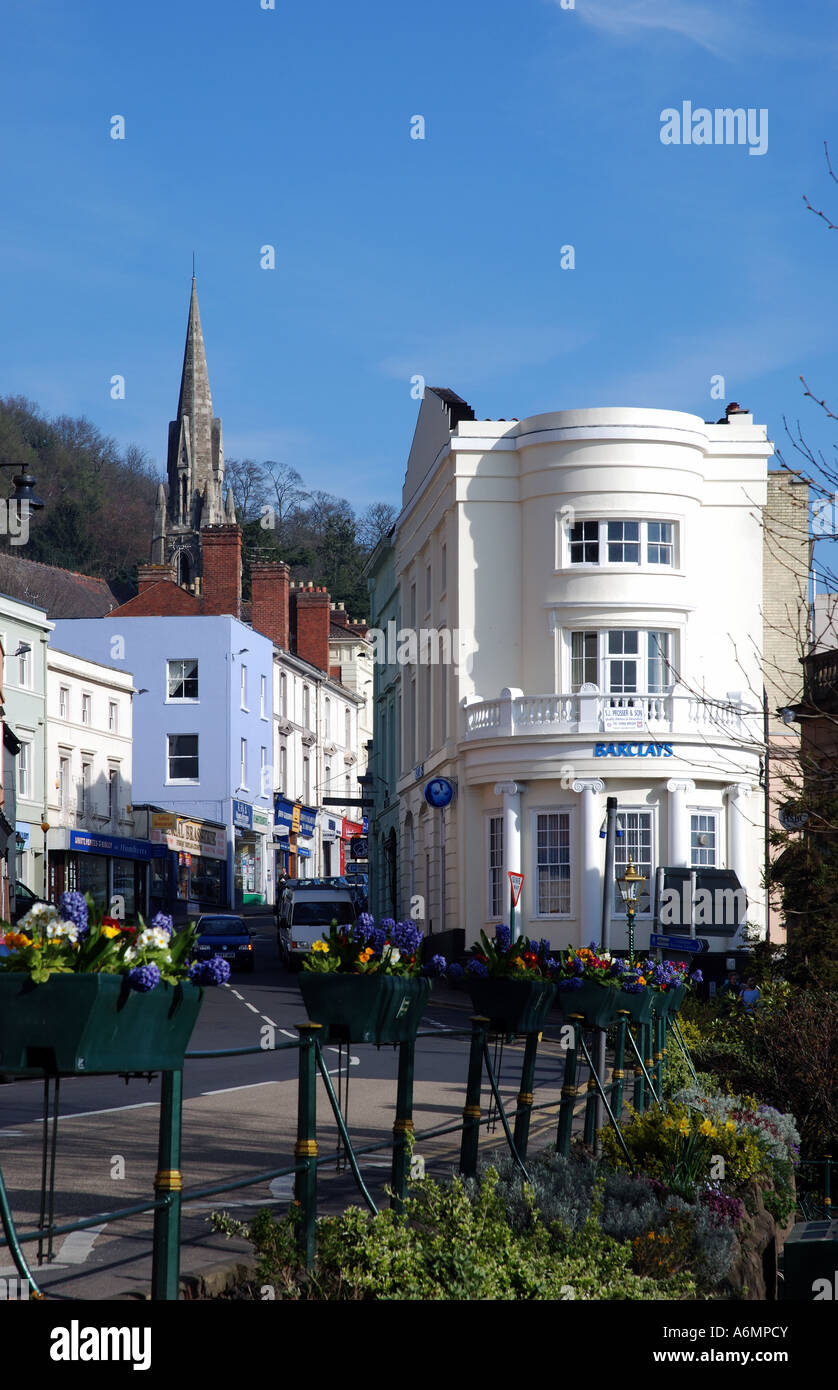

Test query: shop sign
[602,707,645,731]
[593,743,674,758]
[151,813,227,860]
[15,822,30,850]
[233,799,253,830]
[69,831,162,861]
[274,797,317,838]
[252,808,271,830]
[342,818,363,839]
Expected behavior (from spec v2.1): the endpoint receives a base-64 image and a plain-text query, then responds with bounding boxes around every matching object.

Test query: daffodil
[700,1119,717,1137]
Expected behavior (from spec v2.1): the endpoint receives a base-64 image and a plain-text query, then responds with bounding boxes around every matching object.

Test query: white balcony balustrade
[462,684,761,743]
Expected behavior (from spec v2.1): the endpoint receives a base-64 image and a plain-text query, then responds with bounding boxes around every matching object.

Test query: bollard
[611,1013,628,1123]
[512,1031,540,1162]
[459,1017,488,1178]
[294,1023,321,1267]
[390,1040,416,1211]
[557,1015,581,1157]
[151,1069,183,1301]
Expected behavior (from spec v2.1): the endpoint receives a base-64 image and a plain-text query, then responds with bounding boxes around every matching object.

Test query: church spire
[155,276,227,588]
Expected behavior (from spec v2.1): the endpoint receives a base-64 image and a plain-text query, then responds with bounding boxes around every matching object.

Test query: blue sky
[1,0,837,532]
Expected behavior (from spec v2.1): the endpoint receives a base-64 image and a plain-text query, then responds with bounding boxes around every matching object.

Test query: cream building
[390,395,787,958]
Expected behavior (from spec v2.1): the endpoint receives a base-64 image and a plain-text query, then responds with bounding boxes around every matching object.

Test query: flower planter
[667,984,687,1015]
[650,984,686,1019]
[467,978,556,1035]
[555,980,620,1030]
[0,974,203,1076]
[297,973,431,1045]
[614,986,654,1026]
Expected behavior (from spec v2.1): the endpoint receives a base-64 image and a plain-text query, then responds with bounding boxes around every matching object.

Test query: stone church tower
[150,277,237,589]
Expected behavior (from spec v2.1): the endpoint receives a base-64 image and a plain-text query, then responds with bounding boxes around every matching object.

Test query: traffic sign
[649,933,709,954]
[350,837,368,860]
[507,871,524,907]
[424,777,455,809]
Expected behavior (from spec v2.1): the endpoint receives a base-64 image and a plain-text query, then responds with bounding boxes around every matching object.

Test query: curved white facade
[392,401,774,955]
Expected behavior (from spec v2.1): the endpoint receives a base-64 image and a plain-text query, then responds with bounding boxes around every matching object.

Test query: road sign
[350,837,368,860]
[507,871,524,907]
[649,933,709,954]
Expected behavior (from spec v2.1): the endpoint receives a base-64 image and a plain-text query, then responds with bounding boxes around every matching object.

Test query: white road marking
[269,1176,295,1199]
[0,1101,158,1130]
[261,1016,277,1026]
[55,1226,106,1265]
[200,1081,282,1097]
[244,1003,260,1015]
[279,1029,296,1039]
[420,1019,451,1030]
[230,990,244,1000]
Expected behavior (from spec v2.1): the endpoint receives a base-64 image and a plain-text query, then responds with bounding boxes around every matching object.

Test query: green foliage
[601,1100,776,1193]
[212,1168,696,1300]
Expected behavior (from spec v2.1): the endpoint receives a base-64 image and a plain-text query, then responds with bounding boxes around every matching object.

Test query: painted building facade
[385,395,786,959]
[0,594,52,902]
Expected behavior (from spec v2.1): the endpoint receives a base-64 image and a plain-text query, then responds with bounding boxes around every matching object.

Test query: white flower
[46,921,78,944]
[123,946,136,962]
[19,904,58,930]
[137,927,169,950]
[387,947,401,965]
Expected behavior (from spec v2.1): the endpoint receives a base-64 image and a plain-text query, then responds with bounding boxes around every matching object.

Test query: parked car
[192,914,255,972]
[11,882,51,925]
[276,884,357,969]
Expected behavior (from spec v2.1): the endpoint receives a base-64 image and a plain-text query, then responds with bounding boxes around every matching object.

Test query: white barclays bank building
[386,397,799,964]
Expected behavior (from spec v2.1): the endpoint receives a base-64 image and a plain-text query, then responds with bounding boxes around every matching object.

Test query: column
[666,778,696,867]
[725,783,752,912]
[572,778,605,944]
[494,781,525,931]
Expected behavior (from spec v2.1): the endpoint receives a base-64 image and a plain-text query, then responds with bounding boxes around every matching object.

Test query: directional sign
[650,933,709,954]
[507,871,524,907]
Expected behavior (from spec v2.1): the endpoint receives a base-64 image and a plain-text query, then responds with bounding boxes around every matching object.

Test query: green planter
[467,977,556,1034]
[651,984,686,1018]
[666,984,687,1016]
[0,974,203,1076]
[555,980,620,1030]
[614,986,654,1025]
[297,973,431,1044]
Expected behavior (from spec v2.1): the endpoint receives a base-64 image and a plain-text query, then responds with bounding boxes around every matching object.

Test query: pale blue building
[50,614,275,913]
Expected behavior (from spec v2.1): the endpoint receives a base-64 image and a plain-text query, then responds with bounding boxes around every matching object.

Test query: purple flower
[392,920,422,957]
[422,954,447,977]
[447,962,464,979]
[466,959,489,978]
[691,970,703,984]
[189,956,231,986]
[557,976,584,991]
[352,914,377,946]
[60,890,89,937]
[150,912,174,937]
[495,924,511,953]
[127,963,161,993]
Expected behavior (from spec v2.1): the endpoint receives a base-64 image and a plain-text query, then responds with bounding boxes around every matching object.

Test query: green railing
[0,1008,691,1300]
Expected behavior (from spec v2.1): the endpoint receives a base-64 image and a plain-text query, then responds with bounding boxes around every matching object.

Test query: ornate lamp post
[616,856,647,965]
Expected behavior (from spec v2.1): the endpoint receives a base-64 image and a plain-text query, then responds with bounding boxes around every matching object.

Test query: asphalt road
[0,914,573,1300]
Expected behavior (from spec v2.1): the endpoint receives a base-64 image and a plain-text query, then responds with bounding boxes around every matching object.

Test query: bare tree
[224,457,266,523]
[357,501,398,552]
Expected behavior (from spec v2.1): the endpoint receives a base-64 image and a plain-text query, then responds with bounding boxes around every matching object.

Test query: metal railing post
[583,1029,598,1147]
[512,1031,540,1162]
[295,1024,321,1267]
[557,1015,581,1157]
[611,1013,628,1122]
[151,1069,183,1302]
[459,1017,488,1178]
[390,1040,415,1211]
[825,1154,832,1212]
[634,1022,646,1111]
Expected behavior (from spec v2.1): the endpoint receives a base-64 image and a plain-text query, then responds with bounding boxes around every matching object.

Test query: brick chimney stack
[251,561,290,650]
[136,562,176,594]
[293,582,331,673]
[200,525,242,618]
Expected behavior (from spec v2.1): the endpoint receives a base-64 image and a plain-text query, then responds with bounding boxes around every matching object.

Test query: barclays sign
[594,743,674,758]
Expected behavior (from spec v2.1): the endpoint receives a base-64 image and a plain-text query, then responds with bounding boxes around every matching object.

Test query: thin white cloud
[572,0,753,59]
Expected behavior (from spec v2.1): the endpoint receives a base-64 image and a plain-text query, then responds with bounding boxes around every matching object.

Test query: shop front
[149,812,227,919]
[48,829,166,919]
[321,815,342,877]
[273,797,318,878]
[233,799,266,906]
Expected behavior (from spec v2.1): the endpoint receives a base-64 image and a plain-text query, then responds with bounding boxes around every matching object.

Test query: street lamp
[616,856,647,965]
[0,463,46,511]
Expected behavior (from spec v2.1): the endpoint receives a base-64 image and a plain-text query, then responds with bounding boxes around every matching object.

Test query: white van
[276,885,357,968]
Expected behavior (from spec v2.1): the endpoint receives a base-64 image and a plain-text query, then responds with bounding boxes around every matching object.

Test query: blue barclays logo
[594,743,674,758]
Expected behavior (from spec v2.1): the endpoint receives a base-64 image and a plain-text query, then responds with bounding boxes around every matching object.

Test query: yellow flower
[678,1119,690,1136]
[648,1231,656,1241]
[359,947,373,963]
[663,1117,674,1129]
[512,956,525,969]
[700,1119,717,1137]
[311,940,328,953]
[725,1120,736,1132]
[101,926,121,939]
